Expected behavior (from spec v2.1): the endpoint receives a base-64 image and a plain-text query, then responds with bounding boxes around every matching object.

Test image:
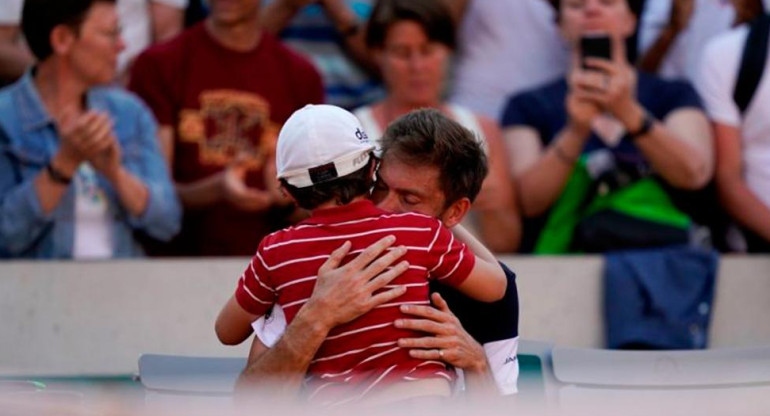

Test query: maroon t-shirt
[130,24,324,255]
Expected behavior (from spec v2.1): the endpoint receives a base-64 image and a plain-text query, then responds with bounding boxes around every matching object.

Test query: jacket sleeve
[0,129,55,255]
[122,97,182,241]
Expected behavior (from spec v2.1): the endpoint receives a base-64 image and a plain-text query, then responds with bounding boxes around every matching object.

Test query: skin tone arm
[149,1,185,43]
[234,236,410,397]
[638,0,694,73]
[473,116,521,252]
[260,0,377,75]
[713,122,770,241]
[448,224,506,302]
[0,25,33,84]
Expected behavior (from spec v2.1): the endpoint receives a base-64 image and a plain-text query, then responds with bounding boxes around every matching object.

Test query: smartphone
[580,34,612,68]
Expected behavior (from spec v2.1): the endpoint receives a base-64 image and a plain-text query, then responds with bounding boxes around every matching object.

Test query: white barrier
[1,255,769,376]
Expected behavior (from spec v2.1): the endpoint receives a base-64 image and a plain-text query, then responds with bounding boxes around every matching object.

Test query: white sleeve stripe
[414,360,444,368]
[307,381,336,402]
[275,275,317,291]
[311,341,398,364]
[383,282,428,289]
[325,322,393,340]
[354,364,399,402]
[282,297,310,309]
[318,368,354,379]
[436,248,465,281]
[266,254,330,271]
[373,300,430,309]
[249,261,275,293]
[240,279,273,305]
[263,227,431,251]
[429,232,455,273]
[435,371,453,381]
[427,225,442,252]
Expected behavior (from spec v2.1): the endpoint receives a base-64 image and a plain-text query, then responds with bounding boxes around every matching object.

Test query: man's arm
[150,1,186,43]
[234,236,410,398]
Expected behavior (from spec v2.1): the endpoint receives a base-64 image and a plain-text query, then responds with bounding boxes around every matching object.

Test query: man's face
[372,153,449,221]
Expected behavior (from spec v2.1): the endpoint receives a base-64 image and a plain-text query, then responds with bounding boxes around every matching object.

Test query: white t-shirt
[638,0,735,82]
[73,163,114,259]
[0,0,22,24]
[117,0,188,75]
[695,24,770,210]
[449,0,569,119]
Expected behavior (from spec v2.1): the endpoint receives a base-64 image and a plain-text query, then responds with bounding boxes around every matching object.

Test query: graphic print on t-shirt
[177,89,279,171]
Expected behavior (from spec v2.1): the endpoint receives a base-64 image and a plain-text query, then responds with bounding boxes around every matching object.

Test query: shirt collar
[17,70,55,133]
[17,69,110,133]
[305,199,385,225]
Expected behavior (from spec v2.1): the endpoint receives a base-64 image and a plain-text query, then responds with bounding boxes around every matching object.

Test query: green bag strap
[534,160,592,254]
[584,177,690,228]
[534,159,691,254]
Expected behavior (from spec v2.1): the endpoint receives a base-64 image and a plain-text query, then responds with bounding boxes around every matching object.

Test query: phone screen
[580,35,612,68]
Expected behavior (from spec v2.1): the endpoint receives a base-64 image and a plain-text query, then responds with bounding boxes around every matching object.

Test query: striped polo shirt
[234,199,475,404]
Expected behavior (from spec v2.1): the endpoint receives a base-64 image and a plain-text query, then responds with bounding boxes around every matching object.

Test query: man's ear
[440,197,471,228]
[50,25,76,56]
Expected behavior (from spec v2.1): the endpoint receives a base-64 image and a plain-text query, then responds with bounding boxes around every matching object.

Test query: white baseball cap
[277,104,375,188]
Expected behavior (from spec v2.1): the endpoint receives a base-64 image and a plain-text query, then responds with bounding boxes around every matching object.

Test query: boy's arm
[215,295,258,346]
[444,224,507,302]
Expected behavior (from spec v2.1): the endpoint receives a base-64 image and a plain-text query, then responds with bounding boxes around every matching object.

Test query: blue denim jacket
[0,72,181,258]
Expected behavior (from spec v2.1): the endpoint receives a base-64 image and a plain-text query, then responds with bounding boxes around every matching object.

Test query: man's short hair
[281,157,376,211]
[365,0,456,51]
[22,0,116,61]
[379,108,488,207]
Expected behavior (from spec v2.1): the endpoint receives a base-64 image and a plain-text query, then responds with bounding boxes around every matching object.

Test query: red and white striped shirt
[234,200,475,405]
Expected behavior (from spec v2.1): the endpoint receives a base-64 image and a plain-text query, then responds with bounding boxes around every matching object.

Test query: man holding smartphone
[500,0,715,253]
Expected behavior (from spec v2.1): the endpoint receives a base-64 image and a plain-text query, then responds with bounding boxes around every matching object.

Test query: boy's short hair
[379,108,488,207]
[22,0,116,61]
[276,104,376,210]
[281,157,375,210]
[365,0,456,51]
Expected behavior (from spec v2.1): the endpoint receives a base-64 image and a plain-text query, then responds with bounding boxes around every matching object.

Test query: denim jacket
[0,71,181,258]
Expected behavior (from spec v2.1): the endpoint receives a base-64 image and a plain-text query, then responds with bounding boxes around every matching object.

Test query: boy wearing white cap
[216,104,506,405]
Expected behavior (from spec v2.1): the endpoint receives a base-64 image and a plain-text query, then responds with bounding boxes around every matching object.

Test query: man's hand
[304,235,410,330]
[222,156,275,211]
[395,292,488,373]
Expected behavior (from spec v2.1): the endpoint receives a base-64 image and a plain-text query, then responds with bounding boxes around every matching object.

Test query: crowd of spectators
[2,0,770,258]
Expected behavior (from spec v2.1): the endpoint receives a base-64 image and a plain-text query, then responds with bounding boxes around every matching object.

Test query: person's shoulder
[502,77,566,125]
[89,87,155,119]
[705,23,750,58]
[263,32,319,74]
[136,24,202,64]
[507,78,566,109]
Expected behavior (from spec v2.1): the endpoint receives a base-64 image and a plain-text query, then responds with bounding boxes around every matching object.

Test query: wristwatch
[628,111,655,140]
[46,162,72,185]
